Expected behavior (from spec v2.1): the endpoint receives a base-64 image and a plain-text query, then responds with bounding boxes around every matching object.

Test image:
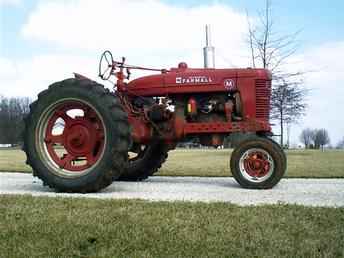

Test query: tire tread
[23,78,130,192]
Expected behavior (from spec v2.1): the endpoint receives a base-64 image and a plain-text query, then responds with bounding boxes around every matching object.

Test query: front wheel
[230,136,286,189]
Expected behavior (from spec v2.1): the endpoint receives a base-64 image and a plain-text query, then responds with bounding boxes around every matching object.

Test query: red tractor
[23,50,286,193]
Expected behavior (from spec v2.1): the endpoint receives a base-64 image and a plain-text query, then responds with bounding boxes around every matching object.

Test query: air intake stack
[203,24,215,68]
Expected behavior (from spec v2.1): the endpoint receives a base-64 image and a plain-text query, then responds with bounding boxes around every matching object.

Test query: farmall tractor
[23,51,286,193]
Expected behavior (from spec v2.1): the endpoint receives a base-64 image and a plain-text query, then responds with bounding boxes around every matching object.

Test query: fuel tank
[126,62,271,97]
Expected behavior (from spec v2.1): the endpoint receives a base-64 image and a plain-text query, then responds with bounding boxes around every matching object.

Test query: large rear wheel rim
[238,148,274,183]
[36,98,107,178]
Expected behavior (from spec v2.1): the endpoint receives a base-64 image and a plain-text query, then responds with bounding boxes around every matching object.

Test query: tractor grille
[255,79,271,120]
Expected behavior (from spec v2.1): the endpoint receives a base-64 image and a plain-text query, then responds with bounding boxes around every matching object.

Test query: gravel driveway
[1,172,343,207]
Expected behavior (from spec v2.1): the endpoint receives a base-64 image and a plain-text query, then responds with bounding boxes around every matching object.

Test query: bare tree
[312,129,330,151]
[0,96,31,145]
[310,129,317,149]
[246,0,299,71]
[246,0,307,147]
[300,128,314,149]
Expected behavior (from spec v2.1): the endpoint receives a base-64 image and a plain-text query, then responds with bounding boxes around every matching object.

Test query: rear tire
[230,136,286,189]
[23,78,130,193]
[118,142,168,181]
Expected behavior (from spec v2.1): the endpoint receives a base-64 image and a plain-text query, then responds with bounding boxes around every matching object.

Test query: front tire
[230,136,286,189]
[23,78,130,193]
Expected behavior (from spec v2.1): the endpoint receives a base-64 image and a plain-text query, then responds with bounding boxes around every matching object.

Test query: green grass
[0,148,32,173]
[1,195,343,258]
[157,149,344,178]
[1,148,344,177]
[284,150,344,178]
[159,149,231,177]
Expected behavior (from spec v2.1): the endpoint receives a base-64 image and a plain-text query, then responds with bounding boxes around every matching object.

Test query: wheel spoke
[104,54,111,65]
[101,66,110,78]
[60,154,76,169]
[84,106,98,120]
[45,134,64,144]
[58,111,74,126]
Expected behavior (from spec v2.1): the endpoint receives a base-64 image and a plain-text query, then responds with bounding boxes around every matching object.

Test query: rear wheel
[230,136,286,189]
[118,142,168,181]
[23,78,130,193]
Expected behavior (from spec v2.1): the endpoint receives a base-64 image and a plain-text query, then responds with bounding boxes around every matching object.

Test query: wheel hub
[239,148,274,182]
[64,119,96,156]
[244,153,271,177]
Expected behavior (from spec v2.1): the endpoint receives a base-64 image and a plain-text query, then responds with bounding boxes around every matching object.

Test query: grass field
[1,147,343,178]
[1,195,343,258]
[1,149,343,257]
[157,149,344,178]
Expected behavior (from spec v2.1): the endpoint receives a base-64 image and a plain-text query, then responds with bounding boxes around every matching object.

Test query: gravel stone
[1,173,343,207]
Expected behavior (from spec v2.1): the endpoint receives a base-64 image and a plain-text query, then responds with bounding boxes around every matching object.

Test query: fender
[73,73,94,81]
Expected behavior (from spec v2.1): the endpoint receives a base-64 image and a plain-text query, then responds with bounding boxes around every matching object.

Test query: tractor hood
[127,63,271,97]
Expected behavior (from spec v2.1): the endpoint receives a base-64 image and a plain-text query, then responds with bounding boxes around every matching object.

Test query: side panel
[236,77,256,119]
[162,69,237,95]
[127,69,239,96]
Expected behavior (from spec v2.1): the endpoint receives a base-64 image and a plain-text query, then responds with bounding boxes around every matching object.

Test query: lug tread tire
[118,143,169,181]
[23,78,130,193]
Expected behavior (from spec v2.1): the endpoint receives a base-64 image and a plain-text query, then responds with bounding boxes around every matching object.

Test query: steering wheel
[98,50,115,80]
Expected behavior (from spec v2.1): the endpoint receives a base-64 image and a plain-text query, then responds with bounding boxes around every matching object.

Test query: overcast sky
[1,0,343,146]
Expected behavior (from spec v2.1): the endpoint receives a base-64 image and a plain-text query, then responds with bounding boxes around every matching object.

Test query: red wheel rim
[239,148,274,182]
[38,100,106,175]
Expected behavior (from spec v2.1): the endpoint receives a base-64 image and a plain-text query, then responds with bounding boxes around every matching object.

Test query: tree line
[299,128,331,150]
[0,96,31,145]
[300,129,344,150]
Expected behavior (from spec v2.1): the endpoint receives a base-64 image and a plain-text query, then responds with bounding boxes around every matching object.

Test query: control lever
[126,68,131,80]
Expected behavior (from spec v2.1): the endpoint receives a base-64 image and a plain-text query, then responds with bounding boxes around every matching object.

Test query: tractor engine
[125,62,272,147]
[184,94,234,146]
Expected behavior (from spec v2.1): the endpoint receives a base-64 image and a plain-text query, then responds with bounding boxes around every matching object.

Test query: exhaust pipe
[203,24,215,68]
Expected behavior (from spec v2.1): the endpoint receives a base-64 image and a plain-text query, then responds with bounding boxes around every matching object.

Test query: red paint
[183,121,270,134]
[243,151,271,178]
[79,57,273,147]
[128,115,151,144]
[44,101,105,171]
